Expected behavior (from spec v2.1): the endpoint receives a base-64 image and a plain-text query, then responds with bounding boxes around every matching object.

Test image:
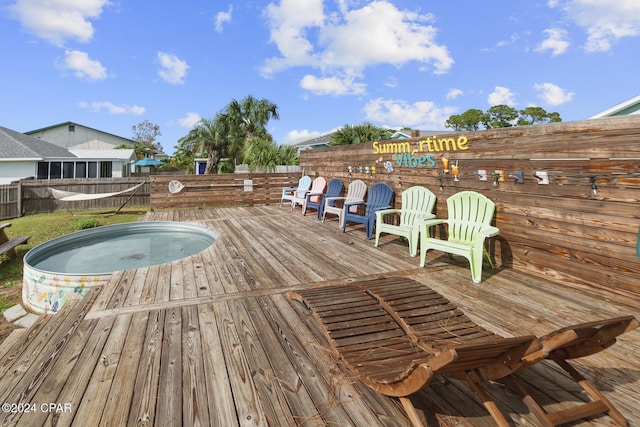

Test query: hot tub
[22,222,217,314]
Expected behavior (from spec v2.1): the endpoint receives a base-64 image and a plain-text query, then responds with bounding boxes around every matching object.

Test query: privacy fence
[296,115,640,294]
[0,181,22,220]
[149,173,302,209]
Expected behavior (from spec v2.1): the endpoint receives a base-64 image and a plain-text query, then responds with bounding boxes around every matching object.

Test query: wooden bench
[0,223,31,260]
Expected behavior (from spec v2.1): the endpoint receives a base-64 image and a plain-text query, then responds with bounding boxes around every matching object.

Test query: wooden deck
[0,205,638,426]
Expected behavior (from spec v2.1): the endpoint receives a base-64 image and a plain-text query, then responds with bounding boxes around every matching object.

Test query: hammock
[49,182,146,202]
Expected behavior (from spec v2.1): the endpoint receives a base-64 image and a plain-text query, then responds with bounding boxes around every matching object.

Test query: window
[63,162,74,178]
[49,162,62,179]
[75,162,87,178]
[99,161,112,178]
[68,124,75,132]
[37,162,49,180]
[87,162,98,178]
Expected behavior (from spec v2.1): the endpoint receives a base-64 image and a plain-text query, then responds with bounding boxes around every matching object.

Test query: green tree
[174,95,280,173]
[482,105,519,129]
[445,106,562,131]
[329,122,392,146]
[178,115,229,174]
[243,137,299,172]
[517,107,563,125]
[223,95,279,163]
[131,119,163,156]
[444,109,484,131]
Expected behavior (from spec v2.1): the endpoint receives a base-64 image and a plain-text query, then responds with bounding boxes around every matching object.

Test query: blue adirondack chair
[419,191,499,283]
[303,178,343,220]
[342,182,394,240]
[280,176,311,207]
[374,186,437,256]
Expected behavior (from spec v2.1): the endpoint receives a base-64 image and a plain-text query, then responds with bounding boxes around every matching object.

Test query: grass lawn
[0,207,149,340]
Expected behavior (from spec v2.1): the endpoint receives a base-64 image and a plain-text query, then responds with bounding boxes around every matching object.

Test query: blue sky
[1,1,638,155]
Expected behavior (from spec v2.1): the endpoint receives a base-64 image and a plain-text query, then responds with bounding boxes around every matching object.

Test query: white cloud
[555,0,640,52]
[300,74,366,96]
[157,52,189,84]
[9,0,109,46]
[177,112,202,128]
[214,5,233,32]
[282,129,324,145]
[536,28,570,56]
[59,49,107,81]
[488,86,516,106]
[261,0,453,96]
[384,76,398,88]
[446,88,464,100]
[534,82,574,105]
[79,101,145,115]
[364,98,456,129]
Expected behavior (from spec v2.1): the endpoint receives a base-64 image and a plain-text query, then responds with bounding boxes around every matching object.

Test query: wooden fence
[20,178,150,215]
[298,115,640,294]
[0,182,21,220]
[149,173,302,209]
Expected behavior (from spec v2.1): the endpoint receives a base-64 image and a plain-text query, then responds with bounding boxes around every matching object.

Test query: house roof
[25,121,137,144]
[390,130,452,139]
[292,133,334,150]
[69,149,136,160]
[589,95,640,119]
[0,125,77,160]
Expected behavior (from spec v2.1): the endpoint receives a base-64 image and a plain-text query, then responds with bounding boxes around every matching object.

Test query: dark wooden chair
[290,276,637,426]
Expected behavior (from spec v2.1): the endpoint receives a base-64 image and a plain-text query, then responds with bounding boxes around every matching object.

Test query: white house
[0,125,135,184]
[25,121,137,150]
[589,95,640,118]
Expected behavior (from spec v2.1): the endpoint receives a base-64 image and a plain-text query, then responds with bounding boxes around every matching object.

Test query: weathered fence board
[150,173,302,210]
[0,182,21,220]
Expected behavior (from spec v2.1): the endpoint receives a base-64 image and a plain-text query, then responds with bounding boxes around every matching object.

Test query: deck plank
[0,205,637,426]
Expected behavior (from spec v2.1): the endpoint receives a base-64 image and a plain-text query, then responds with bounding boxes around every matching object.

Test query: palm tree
[225,95,280,141]
[178,115,229,174]
[330,122,392,145]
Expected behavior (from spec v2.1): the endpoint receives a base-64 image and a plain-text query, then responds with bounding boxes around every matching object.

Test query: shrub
[73,218,101,230]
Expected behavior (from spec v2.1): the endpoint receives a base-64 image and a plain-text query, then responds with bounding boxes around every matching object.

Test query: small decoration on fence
[533,171,549,185]
[452,161,460,181]
[589,176,598,195]
[492,171,502,186]
[383,161,394,173]
[474,170,488,181]
[510,170,524,184]
[441,155,449,173]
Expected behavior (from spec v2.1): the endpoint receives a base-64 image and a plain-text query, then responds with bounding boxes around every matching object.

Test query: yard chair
[280,175,311,207]
[292,176,326,211]
[303,178,343,220]
[374,186,437,256]
[342,182,394,240]
[419,191,499,283]
[289,276,545,427]
[322,179,367,228]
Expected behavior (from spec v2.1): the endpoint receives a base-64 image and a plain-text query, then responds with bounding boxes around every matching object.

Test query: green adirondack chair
[374,186,437,256]
[419,191,499,283]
